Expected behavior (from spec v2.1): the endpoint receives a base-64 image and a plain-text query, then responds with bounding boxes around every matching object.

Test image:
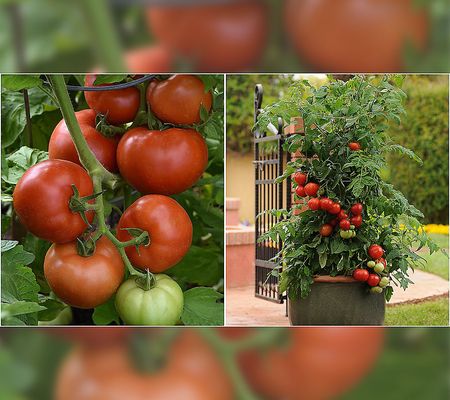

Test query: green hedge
[386,76,449,224]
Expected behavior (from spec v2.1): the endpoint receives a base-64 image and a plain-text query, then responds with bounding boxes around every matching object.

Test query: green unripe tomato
[370,286,383,294]
[350,225,355,230]
[351,230,356,238]
[115,274,184,325]
[374,263,385,273]
[379,277,390,288]
[367,261,376,268]
[340,230,351,239]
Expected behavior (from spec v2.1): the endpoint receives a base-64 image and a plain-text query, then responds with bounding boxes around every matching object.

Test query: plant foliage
[256,75,444,301]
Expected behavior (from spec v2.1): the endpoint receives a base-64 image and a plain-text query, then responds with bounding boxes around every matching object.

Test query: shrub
[386,76,449,224]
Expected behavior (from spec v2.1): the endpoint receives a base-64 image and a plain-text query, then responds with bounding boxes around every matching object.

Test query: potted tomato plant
[256,75,442,325]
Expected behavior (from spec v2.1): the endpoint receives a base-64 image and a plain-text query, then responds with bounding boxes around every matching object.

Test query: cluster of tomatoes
[353,245,390,294]
[294,172,363,239]
[13,74,212,325]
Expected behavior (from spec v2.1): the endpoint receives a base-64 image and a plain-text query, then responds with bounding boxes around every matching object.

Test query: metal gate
[254,84,291,303]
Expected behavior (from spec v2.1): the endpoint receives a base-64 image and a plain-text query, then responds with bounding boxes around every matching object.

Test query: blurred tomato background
[0,327,448,400]
[0,0,448,73]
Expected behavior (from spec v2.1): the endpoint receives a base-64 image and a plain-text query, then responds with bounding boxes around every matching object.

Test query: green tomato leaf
[2,75,42,91]
[1,146,48,186]
[92,75,127,85]
[1,301,46,319]
[1,244,40,326]
[1,87,57,148]
[169,246,222,286]
[181,287,223,326]
[93,296,121,325]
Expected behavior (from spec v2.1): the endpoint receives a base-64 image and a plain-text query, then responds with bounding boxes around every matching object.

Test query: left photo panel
[1,74,225,326]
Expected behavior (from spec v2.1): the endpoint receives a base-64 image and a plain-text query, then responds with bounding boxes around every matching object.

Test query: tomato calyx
[135,270,157,291]
[68,184,103,227]
[94,113,127,137]
[76,236,97,257]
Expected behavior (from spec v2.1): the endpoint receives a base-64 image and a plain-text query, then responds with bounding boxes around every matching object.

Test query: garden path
[226,270,449,326]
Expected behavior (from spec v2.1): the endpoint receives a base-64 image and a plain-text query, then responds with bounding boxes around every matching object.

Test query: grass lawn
[414,233,449,280]
[385,296,449,326]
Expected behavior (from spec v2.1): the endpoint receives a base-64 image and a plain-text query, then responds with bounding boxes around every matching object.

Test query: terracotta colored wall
[226,226,255,288]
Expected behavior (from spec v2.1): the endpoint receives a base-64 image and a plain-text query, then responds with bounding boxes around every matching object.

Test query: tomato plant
[256,75,443,301]
[1,74,224,326]
[115,274,184,325]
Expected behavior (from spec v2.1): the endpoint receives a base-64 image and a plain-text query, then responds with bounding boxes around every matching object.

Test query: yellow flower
[423,224,449,235]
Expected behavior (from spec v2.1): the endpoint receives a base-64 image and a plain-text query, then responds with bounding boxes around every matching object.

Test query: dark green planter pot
[288,276,385,326]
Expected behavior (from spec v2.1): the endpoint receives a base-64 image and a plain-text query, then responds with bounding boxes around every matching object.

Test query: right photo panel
[226,74,449,327]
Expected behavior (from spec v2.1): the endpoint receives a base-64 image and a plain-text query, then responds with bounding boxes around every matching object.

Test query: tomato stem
[199,329,259,400]
[79,0,126,72]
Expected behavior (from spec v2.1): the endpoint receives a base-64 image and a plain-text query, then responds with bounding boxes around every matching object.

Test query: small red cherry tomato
[328,203,341,215]
[368,244,384,260]
[348,142,361,151]
[295,186,307,197]
[337,210,348,220]
[307,198,320,211]
[367,274,381,287]
[304,182,320,197]
[350,203,363,215]
[350,215,363,228]
[319,224,333,237]
[339,219,351,231]
[294,172,307,186]
[319,197,333,211]
[353,269,370,282]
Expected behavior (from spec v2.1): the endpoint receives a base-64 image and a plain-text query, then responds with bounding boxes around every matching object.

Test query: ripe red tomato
[147,75,212,125]
[295,186,306,197]
[350,214,363,228]
[337,210,348,220]
[237,328,384,400]
[44,236,125,309]
[320,224,333,237]
[367,274,381,287]
[284,0,428,72]
[350,203,363,215]
[146,1,268,71]
[55,331,233,400]
[368,244,384,260]
[117,195,193,272]
[125,45,173,73]
[304,182,319,196]
[13,160,94,243]
[117,127,208,195]
[84,74,140,125]
[49,109,119,172]
[353,269,370,282]
[307,198,320,211]
[294,172,307,186]
[319,197,333,211]
[348,142,361,151]
[328,202,341,215]
[339,219,351,231]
